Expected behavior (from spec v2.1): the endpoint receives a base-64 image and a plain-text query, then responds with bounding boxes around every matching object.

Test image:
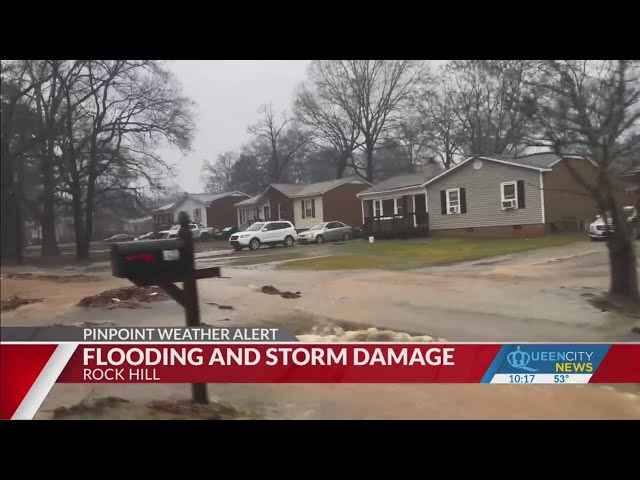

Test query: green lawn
[281,234,586,271]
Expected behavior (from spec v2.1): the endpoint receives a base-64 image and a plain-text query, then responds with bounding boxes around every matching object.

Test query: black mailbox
[110,239,191,279]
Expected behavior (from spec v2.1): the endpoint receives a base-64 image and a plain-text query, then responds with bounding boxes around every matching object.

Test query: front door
[414,194,427,226]
[264,205,270,221]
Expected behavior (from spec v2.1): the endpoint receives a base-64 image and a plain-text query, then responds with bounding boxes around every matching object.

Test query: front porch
[361,193,429,238]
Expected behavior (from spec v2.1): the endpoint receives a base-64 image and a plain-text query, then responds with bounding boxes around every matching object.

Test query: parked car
[214,226,240,240]
[103,234,135,243]
[159,223,213,241]
[229,221,297,251]
[589,206,639,241]
[135,232,160,241]
[297,221,353,244]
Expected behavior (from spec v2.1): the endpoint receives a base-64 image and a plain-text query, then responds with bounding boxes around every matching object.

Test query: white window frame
[305,199,314,218]
[394,198,403,216]
[373,200,382,217]
[193,208,201,222]
[500,181,518,210]
[446,188,461,215]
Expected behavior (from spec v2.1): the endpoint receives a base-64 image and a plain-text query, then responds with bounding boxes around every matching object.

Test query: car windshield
[169,225,180,231]
[245,222,265,232]
[223,227,233,232]
[309,223,326,231]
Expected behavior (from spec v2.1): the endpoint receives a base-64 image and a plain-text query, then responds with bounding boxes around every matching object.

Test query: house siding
[543,158,599,232]
[206,194,248,230]
[263,187,295,224]
[323,181,372,228]
[427,160,544,230]
[294,195,324,229]
[171,197,208,227]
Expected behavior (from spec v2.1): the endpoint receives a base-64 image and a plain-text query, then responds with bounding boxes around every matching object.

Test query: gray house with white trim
[423,153,598,237]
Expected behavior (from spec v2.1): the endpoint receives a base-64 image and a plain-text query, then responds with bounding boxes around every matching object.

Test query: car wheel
[200,232,210,241]
[315,235,324,244]
[284,235,294,247]
[249,238,261,250]
[342,232,351,241]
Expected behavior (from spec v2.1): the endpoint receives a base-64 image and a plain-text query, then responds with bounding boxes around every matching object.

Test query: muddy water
[5,241,640,419]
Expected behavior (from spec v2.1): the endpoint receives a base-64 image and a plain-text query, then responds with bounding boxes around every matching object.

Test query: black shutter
[440,190,447,215]
[301,200,305,219]
[517,181,525,209]
[460,188,467,214]
[311,199,316,217]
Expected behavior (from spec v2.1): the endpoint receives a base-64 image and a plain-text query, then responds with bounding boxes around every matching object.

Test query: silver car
[298,221,353,244]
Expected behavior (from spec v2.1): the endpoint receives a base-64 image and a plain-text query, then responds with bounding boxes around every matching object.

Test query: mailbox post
[110,213,220,405]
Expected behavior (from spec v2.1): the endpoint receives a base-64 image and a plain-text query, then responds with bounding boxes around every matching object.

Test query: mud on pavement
[77,286,168,309]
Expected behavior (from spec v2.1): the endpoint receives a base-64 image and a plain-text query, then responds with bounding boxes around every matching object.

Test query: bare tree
[247,104,308,182]
[528,60,640,301]
[419,76,466,169]
[449,60,536,157]
[56,60,195,259]
[294,83,361,179]
[390,114,429,172]
[202,151,237,192]
[306,60,426,182]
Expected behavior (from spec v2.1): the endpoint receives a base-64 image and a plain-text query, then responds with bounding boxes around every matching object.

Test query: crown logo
[507,346,538,372]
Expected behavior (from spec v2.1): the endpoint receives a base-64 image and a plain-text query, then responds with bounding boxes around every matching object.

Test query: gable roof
[235,178,371,207]
[289,177,371,198]
[184,191,250,205]
[235,194,263,207]
[422,155,558,187]
[154,202,176,213]
[357,173,426,196]
[358,163,445,197]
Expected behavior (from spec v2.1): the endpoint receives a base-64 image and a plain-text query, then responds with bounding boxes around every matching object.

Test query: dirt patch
[77,286,168,309]
[206,302,235,310]
[52,397,131,419]
[2,273,99,282]
[261,285,301,299]
[585,293,640,318]
[297,325,445,342]
[49,396,257,420]
[1,295,44,311]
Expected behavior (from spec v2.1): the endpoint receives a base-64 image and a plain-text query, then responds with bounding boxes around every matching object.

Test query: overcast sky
[159,60,312,192]
[160,60,446,193]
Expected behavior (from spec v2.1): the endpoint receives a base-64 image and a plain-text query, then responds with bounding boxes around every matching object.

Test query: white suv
[229,221,297,251]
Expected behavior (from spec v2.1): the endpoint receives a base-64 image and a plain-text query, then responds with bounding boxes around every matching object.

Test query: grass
[227,251,305,266]
[282,233,586,271]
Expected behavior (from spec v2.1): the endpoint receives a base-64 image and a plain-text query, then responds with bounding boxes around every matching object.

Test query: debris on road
[1,295,44,311]
[147,400,255,420]
[206,302,234,310]
[261,285,301,299]
[52,321,117,327]
[52,397,130,419]
[298,325,442,343]
[77,286,168,309]
[4,273,99,282]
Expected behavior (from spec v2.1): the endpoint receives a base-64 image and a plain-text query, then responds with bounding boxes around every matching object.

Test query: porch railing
[363,212,429,238]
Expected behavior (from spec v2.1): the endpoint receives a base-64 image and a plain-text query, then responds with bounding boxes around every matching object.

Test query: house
[153,191,249,231]
[122,216,153,236]
[357,163,444,237]
[422,152,599,237]
[623,166,640,209]
[234,177,372,230]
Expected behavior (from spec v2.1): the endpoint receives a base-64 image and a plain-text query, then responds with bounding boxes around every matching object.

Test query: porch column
[412,195,417,227]
[361,200,365,226]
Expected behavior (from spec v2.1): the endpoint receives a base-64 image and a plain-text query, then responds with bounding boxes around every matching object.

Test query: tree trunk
[40,143,60,257]
[71,185,87,259]
[336,152,348,179]
[365,143,374,183]
[1,144,18,263]
[606,199,639,300]
[15,153,25,264]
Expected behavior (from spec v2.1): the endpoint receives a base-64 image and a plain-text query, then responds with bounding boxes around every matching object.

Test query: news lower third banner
[1,327,639,420]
